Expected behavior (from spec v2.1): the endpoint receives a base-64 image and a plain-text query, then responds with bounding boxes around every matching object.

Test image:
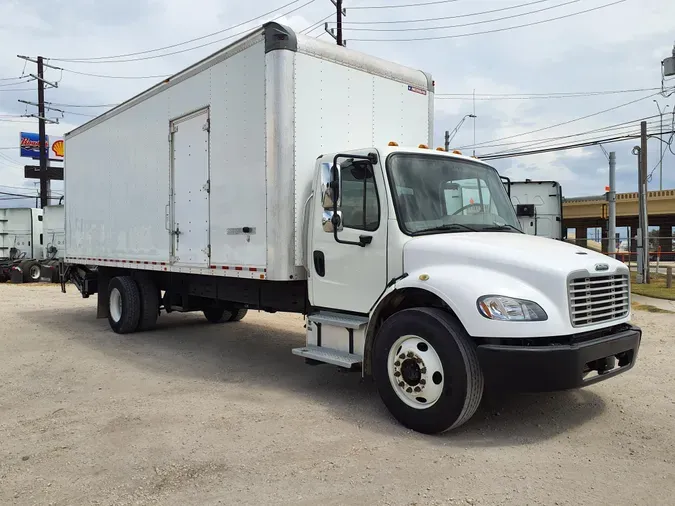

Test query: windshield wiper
[480,223,523,233]
[415,223,479,235]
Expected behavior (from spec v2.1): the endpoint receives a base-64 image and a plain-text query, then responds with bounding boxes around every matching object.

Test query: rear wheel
[135,274,160,331]
[373,307,484,434]
[28,262,42,282]
[203,306,248,323]
[108,276,141,334]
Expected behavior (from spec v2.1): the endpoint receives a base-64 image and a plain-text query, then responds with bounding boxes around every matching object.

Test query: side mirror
[321,162,342,209]
[322,210,343,233]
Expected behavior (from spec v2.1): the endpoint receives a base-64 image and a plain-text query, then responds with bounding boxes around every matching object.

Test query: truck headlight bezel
[477,295,548,322]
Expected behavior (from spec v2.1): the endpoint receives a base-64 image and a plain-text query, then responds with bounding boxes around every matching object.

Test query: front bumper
[476,324,641,392]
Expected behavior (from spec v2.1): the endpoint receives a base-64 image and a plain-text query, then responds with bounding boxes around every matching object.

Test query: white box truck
[0,207,44,282]
[40,204,65,281]
[61,22,641,434]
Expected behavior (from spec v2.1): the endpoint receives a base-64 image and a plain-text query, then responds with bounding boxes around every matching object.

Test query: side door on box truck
[169,108,211,267]
[309,151,388,314]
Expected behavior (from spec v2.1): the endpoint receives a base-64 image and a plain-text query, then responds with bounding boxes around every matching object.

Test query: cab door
[308,150,388,314]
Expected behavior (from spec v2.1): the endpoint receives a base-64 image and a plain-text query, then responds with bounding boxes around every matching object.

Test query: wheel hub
[388,335,444,409]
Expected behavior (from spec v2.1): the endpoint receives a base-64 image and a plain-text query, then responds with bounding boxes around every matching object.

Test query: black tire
[107,276,141,334]
[135,275,160,331]
[19,260,39,282]
[27,261,42,282]
[228,309,248,322]
[372,307,484,434]
[203,306,233,323]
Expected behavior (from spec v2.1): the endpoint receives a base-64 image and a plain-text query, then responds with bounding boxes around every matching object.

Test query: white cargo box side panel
[292,38,433,266]
[65,35,267,268]
[43,205,65,259]
[510,180,563,240]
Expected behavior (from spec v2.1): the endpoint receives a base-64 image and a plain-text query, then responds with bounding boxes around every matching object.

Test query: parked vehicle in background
[0,207,44,283]
[40,204,65,282]
[60,22,641,434]
[504,179,564,240]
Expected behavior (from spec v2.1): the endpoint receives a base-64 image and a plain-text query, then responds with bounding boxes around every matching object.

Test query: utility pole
[37,56,48,208]
[607,151,616,257]
[324,0,347,47]
[17,55,60,209]
[640,121,649,284]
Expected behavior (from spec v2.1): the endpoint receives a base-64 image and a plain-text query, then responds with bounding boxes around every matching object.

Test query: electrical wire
[350,0,461,9]
[478,117,661,153]
[56,68,169,80]
[0,88,34,93]
[48,0,316,65]
[478,130,675,160]
[50,0,310,62]
[435,87,664,100]
[46,102,118,108]
[0,76,29,81]
[301,12,334,35]
[0,78,34,88]
[339,0,554,24]
[457,91,661,150]
[336,0,581,32]
[350,0,626,41]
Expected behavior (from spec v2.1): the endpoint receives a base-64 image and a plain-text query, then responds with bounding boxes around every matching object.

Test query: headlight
[477,295,548,321]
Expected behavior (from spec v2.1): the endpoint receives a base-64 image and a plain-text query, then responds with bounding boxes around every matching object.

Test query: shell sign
[51,138,64,158]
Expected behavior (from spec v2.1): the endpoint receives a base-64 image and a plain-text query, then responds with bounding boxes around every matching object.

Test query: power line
[46,102,118,108]
[457,91,661,150]
[0,78,34,88]
[435,87,664,100]
[0,88,34,93]
[49,0,310,62]
[0,75,29,81]
[47,0,316,65]
[336,0,581,32]
[302,12,334,35]
[340,0,553,24]
[477,116,661,152]
[350,0,461,9]
[57,68,169,80]
[350,0,626,41]
[478,129,675,160]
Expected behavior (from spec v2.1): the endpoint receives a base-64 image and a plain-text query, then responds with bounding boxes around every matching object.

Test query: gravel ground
[0,283,673,506]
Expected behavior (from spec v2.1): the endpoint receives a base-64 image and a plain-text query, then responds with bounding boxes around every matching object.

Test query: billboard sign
[19,132,64,161]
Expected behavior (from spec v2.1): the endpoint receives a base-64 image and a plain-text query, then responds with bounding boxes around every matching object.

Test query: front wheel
[108,276,141,334]
[372,307,484,434]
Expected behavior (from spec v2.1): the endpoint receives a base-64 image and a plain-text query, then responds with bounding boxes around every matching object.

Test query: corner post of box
[264,22,298,280]
[422,71,435,147]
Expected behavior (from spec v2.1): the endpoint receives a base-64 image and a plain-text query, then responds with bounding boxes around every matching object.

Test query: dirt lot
[0,284,673,506]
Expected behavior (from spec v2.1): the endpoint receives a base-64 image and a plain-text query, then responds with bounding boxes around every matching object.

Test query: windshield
[386,153,521,235]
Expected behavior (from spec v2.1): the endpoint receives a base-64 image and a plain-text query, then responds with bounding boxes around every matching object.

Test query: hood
[403,232,625,277]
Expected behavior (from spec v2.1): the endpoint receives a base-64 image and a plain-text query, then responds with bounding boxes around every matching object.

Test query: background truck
[0,207,44,283]
[40,204,65,282]
[506,179,564,240]
[61,22,641,434]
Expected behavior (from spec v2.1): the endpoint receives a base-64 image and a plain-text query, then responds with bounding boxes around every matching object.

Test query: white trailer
[0,207,44,282]
[61,22,641,434]
[507,179,564,240]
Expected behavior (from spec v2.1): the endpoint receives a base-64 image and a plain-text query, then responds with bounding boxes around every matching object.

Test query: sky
[0,0,674,208]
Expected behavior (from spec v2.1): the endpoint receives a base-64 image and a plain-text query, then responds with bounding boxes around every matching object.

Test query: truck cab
[299,144,640,433]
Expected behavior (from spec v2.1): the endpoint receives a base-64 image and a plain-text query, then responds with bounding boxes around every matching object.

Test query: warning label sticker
[407,85,427,96]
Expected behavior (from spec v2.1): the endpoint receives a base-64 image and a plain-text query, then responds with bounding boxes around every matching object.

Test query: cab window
[340,163,379,231]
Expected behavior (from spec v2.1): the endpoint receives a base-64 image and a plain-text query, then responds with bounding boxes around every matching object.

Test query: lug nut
[420,368,427,374]
[420,379,426,385]
[407,351,414,358]
[394,361,400,367]
[399,354,405,360]
[398,381,405,387]
[406,387,413,393]
[414,387,421,392]
[394,371,401,377]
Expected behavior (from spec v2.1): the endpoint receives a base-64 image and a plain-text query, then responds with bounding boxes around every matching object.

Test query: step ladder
[292,311,369,369]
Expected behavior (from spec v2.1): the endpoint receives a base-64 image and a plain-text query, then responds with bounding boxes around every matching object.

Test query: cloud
[0,0,674,208]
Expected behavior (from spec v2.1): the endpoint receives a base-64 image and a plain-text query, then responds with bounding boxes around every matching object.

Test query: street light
[653,100,670,191]
[444,113,477,151]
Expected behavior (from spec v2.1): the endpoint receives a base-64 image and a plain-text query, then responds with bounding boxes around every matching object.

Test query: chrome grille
[568,274,629,327]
